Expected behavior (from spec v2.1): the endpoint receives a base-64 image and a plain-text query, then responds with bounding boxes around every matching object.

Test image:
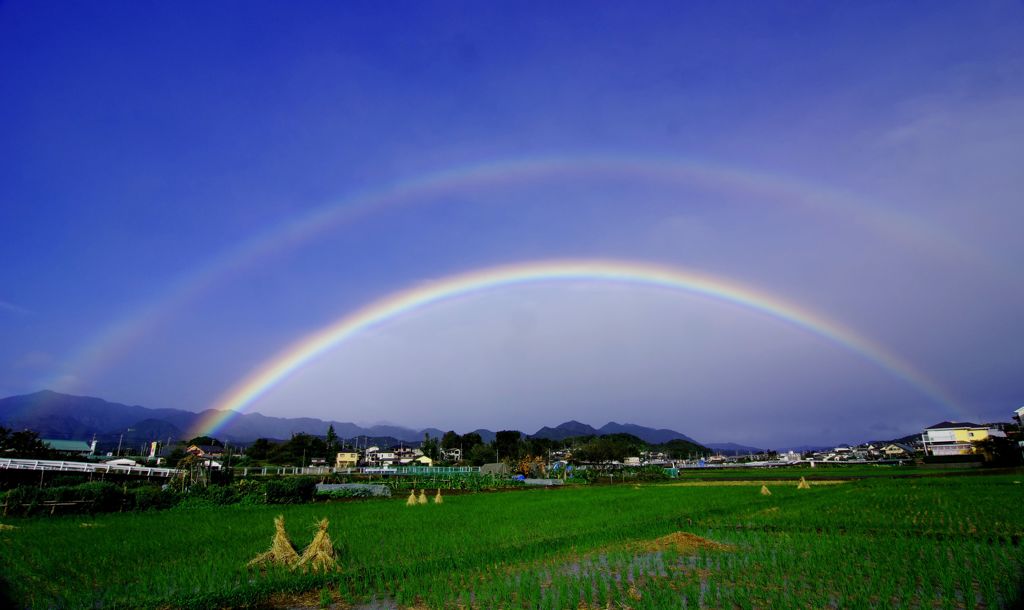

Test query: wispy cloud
[0,299,32,315]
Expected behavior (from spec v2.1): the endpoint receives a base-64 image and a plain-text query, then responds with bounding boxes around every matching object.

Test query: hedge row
[0,477,320,517]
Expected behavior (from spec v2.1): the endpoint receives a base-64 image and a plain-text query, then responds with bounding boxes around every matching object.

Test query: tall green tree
[0,426,50,458]
[440,430,462,450]
[494,430,523,462]
[268,433,326,466]
[421,433,440,461]
[245,438,276,461]
[461,432,484,449]
[325,424,338,455]
[468,443,494,466]
[186,436,223,447]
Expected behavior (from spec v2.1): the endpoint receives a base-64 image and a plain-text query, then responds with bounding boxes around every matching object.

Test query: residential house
[335,451,360,469]
[881,443,914,459]
[186,444,224,459]
[372,451,398,466]
[921,421,1006,456]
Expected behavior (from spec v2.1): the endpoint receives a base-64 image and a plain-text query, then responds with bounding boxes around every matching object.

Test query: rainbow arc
[191,259,961,437]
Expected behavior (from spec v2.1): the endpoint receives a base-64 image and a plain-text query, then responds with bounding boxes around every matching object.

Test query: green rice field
[1,472,1022,608]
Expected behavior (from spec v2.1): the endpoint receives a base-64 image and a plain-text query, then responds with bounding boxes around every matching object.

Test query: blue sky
[2,1,1023,446]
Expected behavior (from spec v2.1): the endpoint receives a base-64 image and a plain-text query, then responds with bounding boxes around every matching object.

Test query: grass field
[1,473,1022,608]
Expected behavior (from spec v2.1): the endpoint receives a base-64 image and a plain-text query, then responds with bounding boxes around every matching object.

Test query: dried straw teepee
[417,489,428,505]
[797,476,811,490]
[248,515,300,568]
[294,518,339,573]
[434,489,443,504]
[406,489,418,506]
[760,485,772,496]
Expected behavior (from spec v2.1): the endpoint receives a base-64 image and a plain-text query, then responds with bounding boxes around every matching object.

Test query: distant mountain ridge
[530,420,599,440]
[704,442,765,456]
[0,390,441,447]
[530,420,701,445]
[1,390,809,451]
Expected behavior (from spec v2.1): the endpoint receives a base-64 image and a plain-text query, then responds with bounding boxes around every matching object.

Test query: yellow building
[922,421,1004,456]
[335,452,360,469]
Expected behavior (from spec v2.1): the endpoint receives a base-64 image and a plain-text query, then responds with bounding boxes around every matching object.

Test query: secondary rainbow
[55,153,974,397]
[192,259,961,437]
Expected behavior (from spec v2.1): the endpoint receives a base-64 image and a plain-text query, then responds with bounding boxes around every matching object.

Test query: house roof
[926,421,982,430]
[43,439,92,452]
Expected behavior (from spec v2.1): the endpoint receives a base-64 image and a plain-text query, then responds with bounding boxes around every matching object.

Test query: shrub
[1,481,127,516]
[265,477,317,504]
[193,484,239,505]
[71,482,126,512]
[130,485,179,511]
[635,465,671,481]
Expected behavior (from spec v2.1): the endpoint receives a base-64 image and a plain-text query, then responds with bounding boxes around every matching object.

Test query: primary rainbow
[192,259,961,437]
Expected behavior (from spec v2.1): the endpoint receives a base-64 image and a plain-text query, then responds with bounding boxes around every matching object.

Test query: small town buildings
[780,451,800,462]
[921,421,1006,456]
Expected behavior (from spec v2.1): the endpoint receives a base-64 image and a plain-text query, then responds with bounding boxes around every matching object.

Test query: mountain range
[0,390,445,449]
[529,419,701,444]
[0,390,705,449]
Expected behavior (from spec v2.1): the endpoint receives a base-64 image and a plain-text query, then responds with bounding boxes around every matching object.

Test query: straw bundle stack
[294,518,339,573]
[797,476,811,490]
[760,485,772,496]
[434,489,443,504]
[406,489,417,506]
[248,515,300,568]
[417,489,428,504]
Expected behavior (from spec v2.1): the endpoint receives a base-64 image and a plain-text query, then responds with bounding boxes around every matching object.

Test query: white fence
[235,465,481,477]
[0,458,177,478]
